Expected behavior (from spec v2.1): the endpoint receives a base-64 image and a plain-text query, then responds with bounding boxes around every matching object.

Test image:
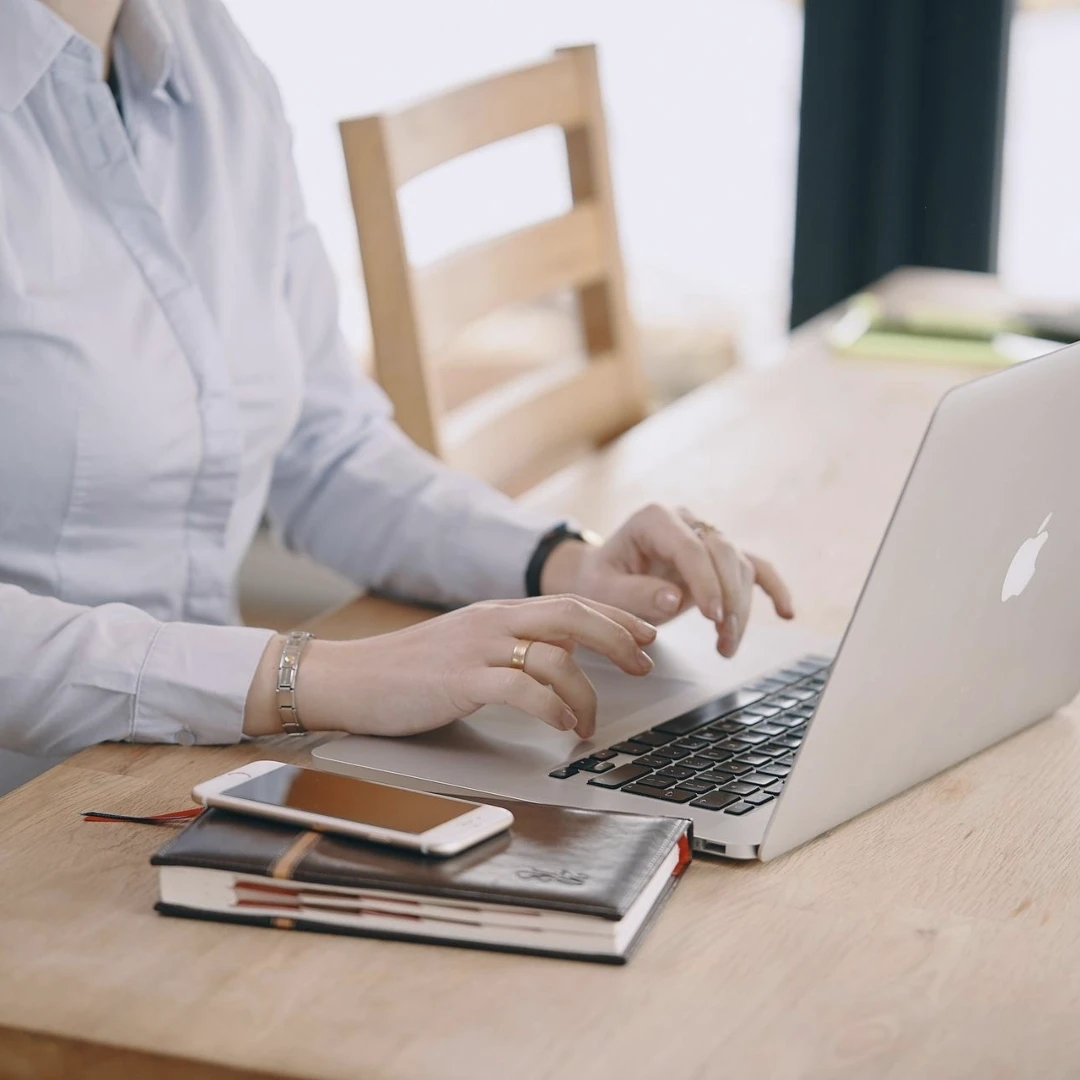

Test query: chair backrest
[340,45,649,494]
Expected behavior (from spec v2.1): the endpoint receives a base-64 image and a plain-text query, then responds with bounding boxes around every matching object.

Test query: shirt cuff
[133,622,277,745]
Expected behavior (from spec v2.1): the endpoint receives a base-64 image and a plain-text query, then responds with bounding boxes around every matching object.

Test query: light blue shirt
[0,0,551,760]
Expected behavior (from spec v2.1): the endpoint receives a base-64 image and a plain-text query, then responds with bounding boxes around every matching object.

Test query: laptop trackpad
[577,651,696,728]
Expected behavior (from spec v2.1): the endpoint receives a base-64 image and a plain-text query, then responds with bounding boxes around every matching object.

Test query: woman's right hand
[243,596,657,742]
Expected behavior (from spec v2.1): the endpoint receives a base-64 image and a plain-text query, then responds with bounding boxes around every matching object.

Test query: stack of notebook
[152,799,692,963]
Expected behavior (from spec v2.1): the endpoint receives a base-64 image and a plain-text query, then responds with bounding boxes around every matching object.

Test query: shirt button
[176,729,196,747]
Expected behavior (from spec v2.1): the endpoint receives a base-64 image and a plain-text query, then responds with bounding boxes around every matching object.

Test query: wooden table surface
[5,269,1079,1079]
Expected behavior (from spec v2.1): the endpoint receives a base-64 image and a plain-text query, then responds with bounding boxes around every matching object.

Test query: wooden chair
[340,45,650,495]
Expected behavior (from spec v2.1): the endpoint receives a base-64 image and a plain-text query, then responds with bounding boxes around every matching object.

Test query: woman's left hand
[540,504,794,658]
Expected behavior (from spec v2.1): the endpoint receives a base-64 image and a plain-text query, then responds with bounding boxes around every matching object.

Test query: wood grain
[4,269,1079,1079]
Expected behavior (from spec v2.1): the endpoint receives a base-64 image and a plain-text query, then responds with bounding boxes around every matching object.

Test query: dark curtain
[790,0,1014,327]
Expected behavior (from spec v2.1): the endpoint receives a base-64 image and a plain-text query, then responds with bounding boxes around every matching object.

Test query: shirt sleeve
[254,64,556,607]
[0,583,274,757]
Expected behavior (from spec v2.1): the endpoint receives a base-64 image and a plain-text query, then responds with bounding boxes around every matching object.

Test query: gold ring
[510,639,533,671]
[690,520,717,537]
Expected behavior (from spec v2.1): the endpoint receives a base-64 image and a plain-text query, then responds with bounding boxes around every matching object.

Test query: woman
[0,0,792,764]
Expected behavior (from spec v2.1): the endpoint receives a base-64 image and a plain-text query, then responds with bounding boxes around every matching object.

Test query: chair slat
[443,356,632,492]
[385,55,585,185]
[416,206,604,357]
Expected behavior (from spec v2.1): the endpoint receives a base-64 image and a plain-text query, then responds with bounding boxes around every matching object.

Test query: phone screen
[223,766,475,835]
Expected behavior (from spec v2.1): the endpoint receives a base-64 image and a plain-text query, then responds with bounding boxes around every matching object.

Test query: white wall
[223,0,804,357]
[1000,9,1080,302]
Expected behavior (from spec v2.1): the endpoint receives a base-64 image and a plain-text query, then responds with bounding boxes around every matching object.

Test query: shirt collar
[0,0,72,112]
[0,0,190,113]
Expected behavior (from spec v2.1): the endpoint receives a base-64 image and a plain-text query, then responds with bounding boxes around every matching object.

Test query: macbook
[315,345,1080,859]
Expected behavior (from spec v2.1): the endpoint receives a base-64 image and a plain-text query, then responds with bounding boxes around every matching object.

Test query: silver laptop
[315,344,1080,860]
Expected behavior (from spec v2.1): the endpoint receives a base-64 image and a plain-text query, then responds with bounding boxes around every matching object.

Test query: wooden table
[4,269,1079,1079]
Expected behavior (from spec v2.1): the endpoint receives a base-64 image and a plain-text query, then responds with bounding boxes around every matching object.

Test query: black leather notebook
[152,801,692,963]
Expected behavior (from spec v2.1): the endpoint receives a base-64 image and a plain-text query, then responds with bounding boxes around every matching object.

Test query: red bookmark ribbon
[81,807,203,825]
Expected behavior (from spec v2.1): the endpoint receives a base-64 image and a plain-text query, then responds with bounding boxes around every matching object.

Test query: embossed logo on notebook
[516,867,590,886]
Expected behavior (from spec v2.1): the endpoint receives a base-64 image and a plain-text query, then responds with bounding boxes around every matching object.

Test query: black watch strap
[525,523,598,597]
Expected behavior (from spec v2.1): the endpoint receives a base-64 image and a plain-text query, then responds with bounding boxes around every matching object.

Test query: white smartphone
[191,760,513,856]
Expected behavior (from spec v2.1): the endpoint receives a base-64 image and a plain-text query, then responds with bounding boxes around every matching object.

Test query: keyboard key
[721,781,758,796]
[724,801,757,816]
[777,754,796,767]
[631,730,675,747]
[622,782,664,799]
[709,720,745,734]
[678,758,716,772]
[586,764,651,788]
[731,732,768,746]
[638,774,678,789]
[584,760,616,773]
[761,764,790,778]
[774,715,804,729]
[700,746,737,761]
[743,773,777,787]
[728,713,764,727]
[548,766,577,779]
[661,787,698,803]
[745,792,775,806]
[766,696,800,710]
[609,740,651,756]
[654,766,696,781]
[723,761,753,776]
[694,729,725,743]
[701,769,737,784]
[758,745,788,758]
[713,739,747,753]
[745,678,787,693]
[690,790,741,811]
[765,782,785,795]
[787,688,818,703]
[774,667,812,682]
[737,752,770,767]
[634,754,674,769]
[622,783,695,804]
[652,689,766,735]
[673,736,710,751]
[778,736,802,750]
[679,779,716,794]
[591,748,618,761]
[742,704,781,718]
[651,745,691,761]
[571,756,597,769]
[754,723,785,737]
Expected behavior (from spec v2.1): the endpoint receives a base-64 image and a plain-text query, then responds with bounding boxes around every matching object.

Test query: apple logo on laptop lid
[1002,513,1052,603]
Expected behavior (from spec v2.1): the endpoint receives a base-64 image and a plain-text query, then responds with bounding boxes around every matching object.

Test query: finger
[701,535,753,657]
[582,570,686,625]
[467,668,578,733]
[747,554,795,619]
[497,596,656,645]
[648,511,727,627]
[520,642,598,738]
[505,596,653,675]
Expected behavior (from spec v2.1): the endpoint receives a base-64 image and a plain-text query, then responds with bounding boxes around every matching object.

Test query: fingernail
[656,588,681,614]
[636,649,654,673]
[561,711,577,731]
[713,604,726,624]
[725,613,739,636]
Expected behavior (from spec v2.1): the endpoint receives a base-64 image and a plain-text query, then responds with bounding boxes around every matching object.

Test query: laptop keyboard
[548,653,833,817]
